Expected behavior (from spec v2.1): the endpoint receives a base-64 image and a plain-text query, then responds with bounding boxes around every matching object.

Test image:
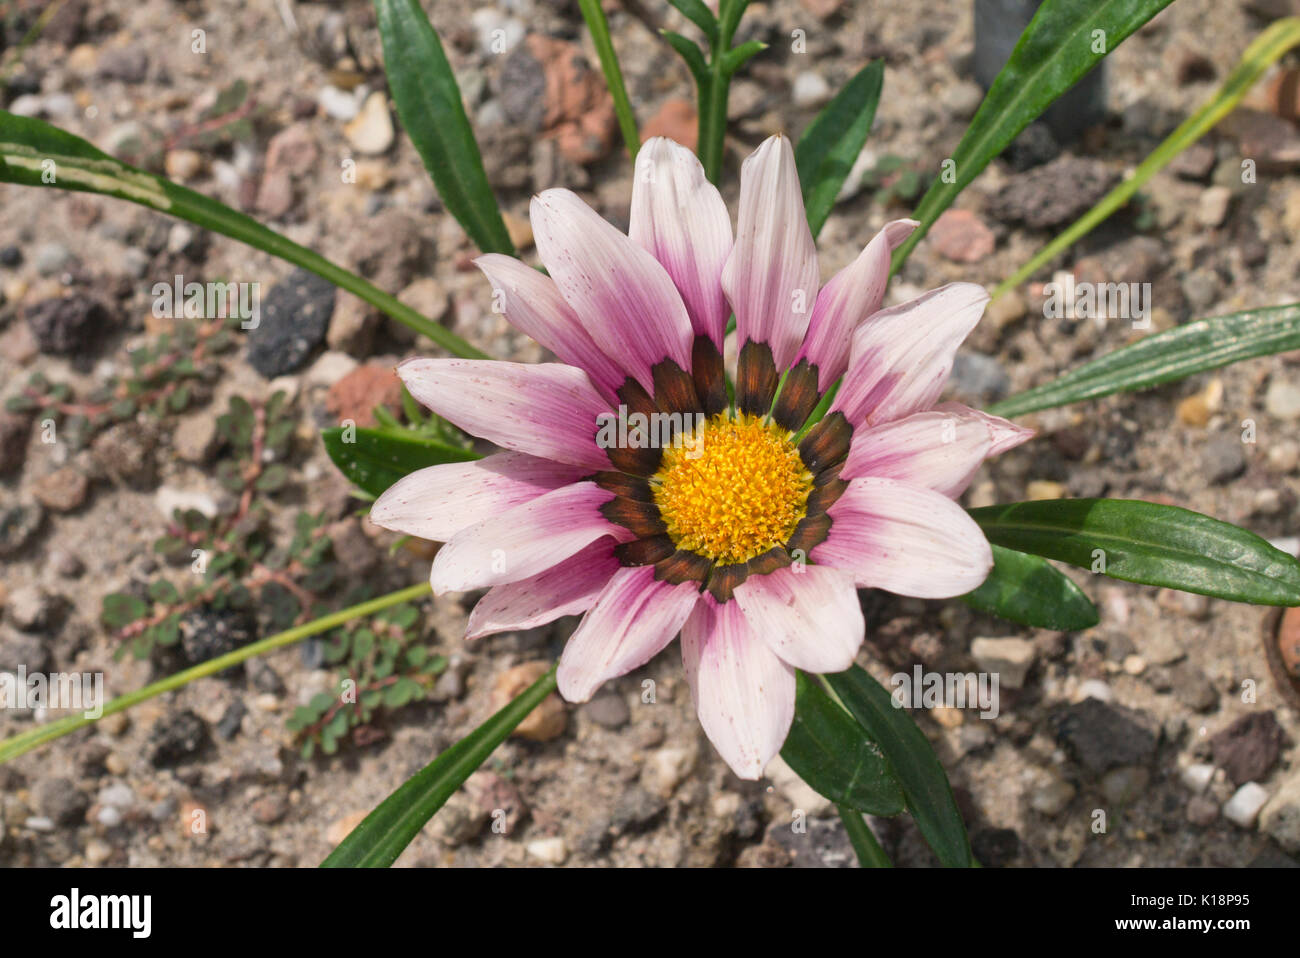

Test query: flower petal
[681,597,796,780]
[398,358,611,470]
[731,565,864,673]
[531,188,694,394]
[465,536,623,639]
[794,219,917,391]
[556,565,699,702]
[474,253,625,399]
[629,137,733,347]
[840,404,1031,498]
[720,134,819,372]
[430,481,619,594]
[813,477,993,598]
[832,282,989,427]
[369,451,587,543]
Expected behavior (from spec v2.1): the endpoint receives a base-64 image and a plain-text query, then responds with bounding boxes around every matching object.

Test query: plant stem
[0,583,432,765]
[697,3,745,183]
[578,0,641,162]
[837,805,893,867]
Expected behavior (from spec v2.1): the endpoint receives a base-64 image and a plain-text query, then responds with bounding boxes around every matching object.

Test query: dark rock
[180,605,257,668]
[1211,712,1286,786]
[25,295,110,355]
[33,777,89,827]
[611,786,667,833]
[585,692,630,728]
[499,43,548,132]
[1170,142,1216,181]
[989,156,1119,229]
[1053,698,1159,773]
[248,661,285,695]
[0,498,45,558]
[947,351,1009,402]
[97,46,149,84]
[971,826,1022,867]
[0,627,51,673]
[1203,432,1246,484]
[0,245,22,267]
[250,793,290,825]
[148,709,210,768]
[0,413,30,476]
[344,210,431,295]
[1004,121,1061,171]
[216,700,247,740]
[765,816,857,868]
[245,268,336,377]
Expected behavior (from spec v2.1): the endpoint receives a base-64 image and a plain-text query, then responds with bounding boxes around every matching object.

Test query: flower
[370,135,1032,779]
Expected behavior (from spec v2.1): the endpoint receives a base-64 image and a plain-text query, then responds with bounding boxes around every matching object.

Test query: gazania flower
[371,135,1032,779]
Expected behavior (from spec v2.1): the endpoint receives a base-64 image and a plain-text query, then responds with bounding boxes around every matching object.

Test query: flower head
[371,135,1032,779]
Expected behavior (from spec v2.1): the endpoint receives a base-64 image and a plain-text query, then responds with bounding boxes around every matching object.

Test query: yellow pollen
[652,412,812,565]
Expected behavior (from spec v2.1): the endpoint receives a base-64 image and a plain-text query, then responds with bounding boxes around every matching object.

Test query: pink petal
[839,405,1027,498]
[794,219,917,391]
[933,401,1036,456]
[629,137,734,347]
[681,597,796,780]
[813,477,993,598]
[531,188,694,394]
[832,283,989,427]
[369,450,587,543]
[556,565,700,702]
[720,135,819,372]
[398,358,611,471]
[430,481,619,594]
[731,565,864,673]
[465,536,623,639]
[474,253,625,400]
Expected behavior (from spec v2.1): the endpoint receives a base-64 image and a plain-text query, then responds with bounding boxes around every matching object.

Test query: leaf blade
[321,426,479,498]
[962,544,1099,630]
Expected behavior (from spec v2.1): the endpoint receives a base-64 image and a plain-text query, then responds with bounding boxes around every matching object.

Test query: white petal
[731,565,864,672]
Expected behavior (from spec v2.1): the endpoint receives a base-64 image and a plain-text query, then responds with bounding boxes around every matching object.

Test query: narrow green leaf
[321,426,479,499]
[577,0,641,162]
[0,110,487,358]
[994,17,1300,299]
[782,672,905,816]
[823,667,974,867]
[970,498,1300,606]
[668,0,719,43]
[989,303,1300,418]
[720,40,766,76]
[962,544,1099,630]
[837,805,893,867]
[892,0,1174,270]
[373,0,514,256]
[321,664,558,867]
[794,60,884,238]
[662,30,709,83]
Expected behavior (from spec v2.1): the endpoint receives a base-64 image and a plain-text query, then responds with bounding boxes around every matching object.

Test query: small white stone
[1180,762,1215,794]
[155,486,219,520]
[970,636,1037,689]
[792,71,832,108]
[764,755,832,817]
[318,85,360,122]
[1077,679,1114,703]
[642,745,696,797]
[1223,782,1269,828]
[526,836,568,864]
[305,350,358,388]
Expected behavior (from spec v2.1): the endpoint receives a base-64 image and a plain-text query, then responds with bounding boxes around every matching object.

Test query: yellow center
[652,413,813,565]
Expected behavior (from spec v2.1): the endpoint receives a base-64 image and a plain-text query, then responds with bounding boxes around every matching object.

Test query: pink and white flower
[371,135,1032,779]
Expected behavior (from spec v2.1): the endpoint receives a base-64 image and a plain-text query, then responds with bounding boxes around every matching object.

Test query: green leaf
[781,672,905,816]
[962,544,1099,631]
[837,805,893,867]
[794,60,884,238]
[994,17,1300,299]
[970,498,1300,606]
[147,580,181,606]
[0,110,485,358]
[668,0,719,43]
[321,664,558,867]
[373,0,515,256]
[661,30,709,83]
[891,0,1174,270]
[823,667,973,867]
[719,40,766,76]
[321,426,480,498]
[576,0,641,162]
[101,593,149,630]
[988,303,1300,418]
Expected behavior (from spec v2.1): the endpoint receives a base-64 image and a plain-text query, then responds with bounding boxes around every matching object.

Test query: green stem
[992,16,1300,302]
[0,582,432,765]
[837,805,893,867]
[578,0,641,162]
[697,6,741,183]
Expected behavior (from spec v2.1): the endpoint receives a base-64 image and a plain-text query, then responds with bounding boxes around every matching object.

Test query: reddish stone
[929,209,996,263]
[325,363,403,428]
[643,98,697,151]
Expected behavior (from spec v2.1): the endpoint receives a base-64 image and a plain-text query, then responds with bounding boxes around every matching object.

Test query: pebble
[764,754,832,816]
[1202,432,1246,484]
[7,585,55,633]
[1122,654,1147,676]
[1101,765,1150,806]
[643,745,697,798]
[1180,762,1215,793]
[245,268,336,377]
[525,836,568,865]
[84,839,113,865]
[1187,795,1220,826]
[155,486,219,520]
[1196,185,1232,227]
[1029,775,1076,816]
[989,156,1117,228]
[928,209,995,263]
[33,242,73,276]
[985,290,1027,331]
[343,92,395,155]
[1259,769,1300,853]
[1267,439,1299,473]
[172,411,221,464]
[792,71,831,108]
[1223,782,1270,828]
[1210,711,1285,786]
[26,294,109,355]
[947,351,1009,401]
[324,362,400,427]
[1025,479,1066,500]
[642,98,697,151]
[318,85,360,121]
[492,662,567,742]
[585,692,630,728]
[92,421,159,489]
[33,776,89,826]
[1265,380,1300,421]
[326,811,368,847]
[179,605,256,667]
[1077,679,1114,703]
[970,636,1037,689]
[33,466,89,513]
[164,149,204,181]
[1053,698,1158,773]
[148,709,210,768]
